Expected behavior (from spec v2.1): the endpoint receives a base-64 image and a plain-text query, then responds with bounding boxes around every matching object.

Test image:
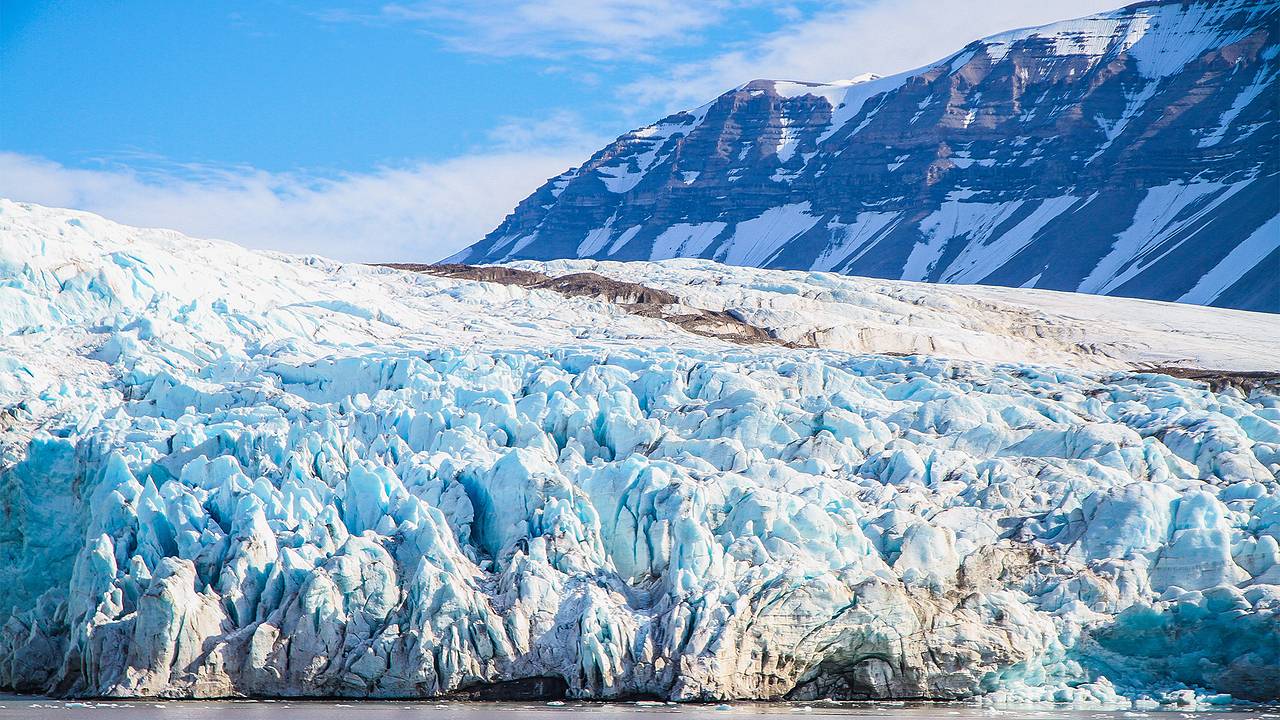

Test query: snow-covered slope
[453,0,1280,312]
[2,201,1279,705]
[511,259,1280,373]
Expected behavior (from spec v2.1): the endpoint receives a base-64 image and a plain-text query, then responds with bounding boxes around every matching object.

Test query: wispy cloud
[0,115,601,262]
[319,0,728,62]
[623,0,1124,109]
[318,0,1127,112]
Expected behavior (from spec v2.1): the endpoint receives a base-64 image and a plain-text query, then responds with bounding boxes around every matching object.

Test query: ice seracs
[1,200,1278,704]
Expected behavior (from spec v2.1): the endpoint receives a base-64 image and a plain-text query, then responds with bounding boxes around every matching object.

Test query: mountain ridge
[450,0,1280,312]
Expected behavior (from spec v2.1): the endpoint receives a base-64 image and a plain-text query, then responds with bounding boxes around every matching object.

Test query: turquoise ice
[1,200,1277,705]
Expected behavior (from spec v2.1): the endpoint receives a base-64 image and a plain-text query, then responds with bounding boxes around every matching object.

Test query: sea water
[2,698,1277,719]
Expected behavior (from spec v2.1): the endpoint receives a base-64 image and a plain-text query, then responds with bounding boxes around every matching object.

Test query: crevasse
[0,200,1277,704]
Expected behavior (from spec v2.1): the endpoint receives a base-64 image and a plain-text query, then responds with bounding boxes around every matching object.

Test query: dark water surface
[2,697,1277,719]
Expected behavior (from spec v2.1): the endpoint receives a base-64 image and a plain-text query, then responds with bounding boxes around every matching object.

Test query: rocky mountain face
[451,0,1280,312]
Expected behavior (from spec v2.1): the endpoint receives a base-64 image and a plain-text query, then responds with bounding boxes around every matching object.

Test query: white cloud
[624,0,1124,109]
[0,150,584,262]
[0,127,597,263]
[324,0,727,62]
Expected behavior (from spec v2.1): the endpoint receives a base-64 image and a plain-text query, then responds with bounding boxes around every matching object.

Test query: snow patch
[648,222,727,261]
[1179,213,1280,305]
[719,203,822,267]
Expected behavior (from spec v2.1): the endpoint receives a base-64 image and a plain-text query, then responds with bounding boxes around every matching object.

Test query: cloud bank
[0,147,589,263]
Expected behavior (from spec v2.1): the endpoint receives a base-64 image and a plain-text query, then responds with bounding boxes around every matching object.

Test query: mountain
[450,0,1280,312]
[2,200,1279,702]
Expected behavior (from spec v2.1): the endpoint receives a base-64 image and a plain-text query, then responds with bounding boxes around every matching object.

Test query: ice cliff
[453,0,1280,312]
[1,200,1279,704]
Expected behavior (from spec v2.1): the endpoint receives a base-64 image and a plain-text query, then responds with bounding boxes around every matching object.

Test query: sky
[1,0,1122,261]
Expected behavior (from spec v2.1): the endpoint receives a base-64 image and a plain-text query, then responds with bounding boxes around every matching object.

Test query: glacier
[1,199,1279,705]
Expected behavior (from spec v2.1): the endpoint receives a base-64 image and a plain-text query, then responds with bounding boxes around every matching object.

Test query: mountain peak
[451,0,1279,312]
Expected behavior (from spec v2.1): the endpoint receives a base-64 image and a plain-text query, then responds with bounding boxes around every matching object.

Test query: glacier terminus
[1,199,1278,706]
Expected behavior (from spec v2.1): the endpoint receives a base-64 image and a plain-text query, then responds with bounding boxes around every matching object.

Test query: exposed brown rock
[1142,367,1280,393]
[378,263,802,348]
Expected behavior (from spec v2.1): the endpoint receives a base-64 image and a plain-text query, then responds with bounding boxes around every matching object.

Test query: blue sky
[1,0,1120,260]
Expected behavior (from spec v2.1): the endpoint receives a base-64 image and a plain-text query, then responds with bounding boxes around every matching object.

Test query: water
[2,698,1277,719]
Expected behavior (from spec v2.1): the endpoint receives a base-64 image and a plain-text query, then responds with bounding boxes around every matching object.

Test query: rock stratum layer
[452,0,1280,312]
[2,200,1279,705]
